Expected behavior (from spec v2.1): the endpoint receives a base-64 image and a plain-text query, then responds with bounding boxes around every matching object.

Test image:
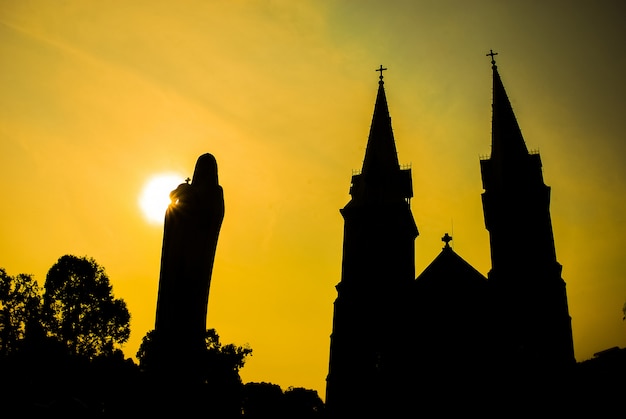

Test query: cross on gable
[442,233,453,247]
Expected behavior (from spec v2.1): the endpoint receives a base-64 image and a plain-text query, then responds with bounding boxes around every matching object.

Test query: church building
[325,55,575,416]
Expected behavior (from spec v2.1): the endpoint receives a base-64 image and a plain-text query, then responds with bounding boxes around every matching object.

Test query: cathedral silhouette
[325,55,575,416]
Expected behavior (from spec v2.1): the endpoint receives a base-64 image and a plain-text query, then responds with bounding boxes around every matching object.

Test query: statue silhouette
[154,153,225,380]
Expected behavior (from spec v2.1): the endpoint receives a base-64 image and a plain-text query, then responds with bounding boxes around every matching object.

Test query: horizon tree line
[0,254,324,417]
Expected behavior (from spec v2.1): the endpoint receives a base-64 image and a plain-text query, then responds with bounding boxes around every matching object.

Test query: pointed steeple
[327,66,417,417]
[489,51,529,167]
[361,66,400,178]
[480,51,576,369]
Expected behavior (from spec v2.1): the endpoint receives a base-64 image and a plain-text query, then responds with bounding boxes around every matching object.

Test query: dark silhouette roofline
[416,241,487,286]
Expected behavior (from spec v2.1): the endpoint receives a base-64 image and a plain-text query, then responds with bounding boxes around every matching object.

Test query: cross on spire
[376,65,388,81]
[486,49,498,67]
[442,232,453,248]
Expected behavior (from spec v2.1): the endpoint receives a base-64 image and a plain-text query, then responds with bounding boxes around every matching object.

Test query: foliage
[201,329,253,417]
[0,268,41,356]
[137,328,253,416]
[136,327,252,375]
[0,259,327,416]
[242,382,285,417]
[241,382,325,418]
[42,255,130,359]
[203,328,253,373]
[283,386,325,417]
[136,329,158,372]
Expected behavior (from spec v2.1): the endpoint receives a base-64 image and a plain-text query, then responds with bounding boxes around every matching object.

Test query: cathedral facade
[325,57,575,416]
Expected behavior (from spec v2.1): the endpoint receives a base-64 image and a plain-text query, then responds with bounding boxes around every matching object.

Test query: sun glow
[139,174,185,224]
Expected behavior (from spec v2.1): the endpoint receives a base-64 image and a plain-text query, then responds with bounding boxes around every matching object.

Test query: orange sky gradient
[2,1,626,398]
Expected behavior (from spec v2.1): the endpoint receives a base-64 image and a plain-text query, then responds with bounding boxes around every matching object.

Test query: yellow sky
[2,0,626,397]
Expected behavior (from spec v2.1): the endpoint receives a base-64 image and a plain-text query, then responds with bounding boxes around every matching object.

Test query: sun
[139,174,185,224]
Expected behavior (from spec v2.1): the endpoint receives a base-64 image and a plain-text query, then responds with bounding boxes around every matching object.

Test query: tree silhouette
[242,382,285,418]
[202,328,253,374]
[42,255,130,359]
[201,329,252,417]
[137,327,251,375]
[137,328,252,417]
[0,268,41,356]
[241,383,325,418]
[283,386,325,418]
[136,329,159,373]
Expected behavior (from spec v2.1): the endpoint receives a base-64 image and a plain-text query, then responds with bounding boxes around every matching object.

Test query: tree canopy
[137,327,252,376]
[0,258,327,417]
[0,268,41,356]
[42,255,130,358]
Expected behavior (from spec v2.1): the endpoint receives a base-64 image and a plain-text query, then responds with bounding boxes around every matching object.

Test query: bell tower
[480,51,575,369]
[325,67,418,417]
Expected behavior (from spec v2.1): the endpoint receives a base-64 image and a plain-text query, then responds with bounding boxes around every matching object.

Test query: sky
[2,0,626,398]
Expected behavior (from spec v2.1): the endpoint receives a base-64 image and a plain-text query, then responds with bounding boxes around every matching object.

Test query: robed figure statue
[153,153,225,381]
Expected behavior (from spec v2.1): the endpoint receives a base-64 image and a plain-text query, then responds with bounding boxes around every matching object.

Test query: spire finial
[376,65,387,83]
[442,232,453,248]
[486,49,498,69]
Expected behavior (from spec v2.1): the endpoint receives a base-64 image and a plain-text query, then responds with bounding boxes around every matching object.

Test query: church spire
[361,65,400,178]
[488,51,529,172]
[326,66,417,417]
[480,51,576,369]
